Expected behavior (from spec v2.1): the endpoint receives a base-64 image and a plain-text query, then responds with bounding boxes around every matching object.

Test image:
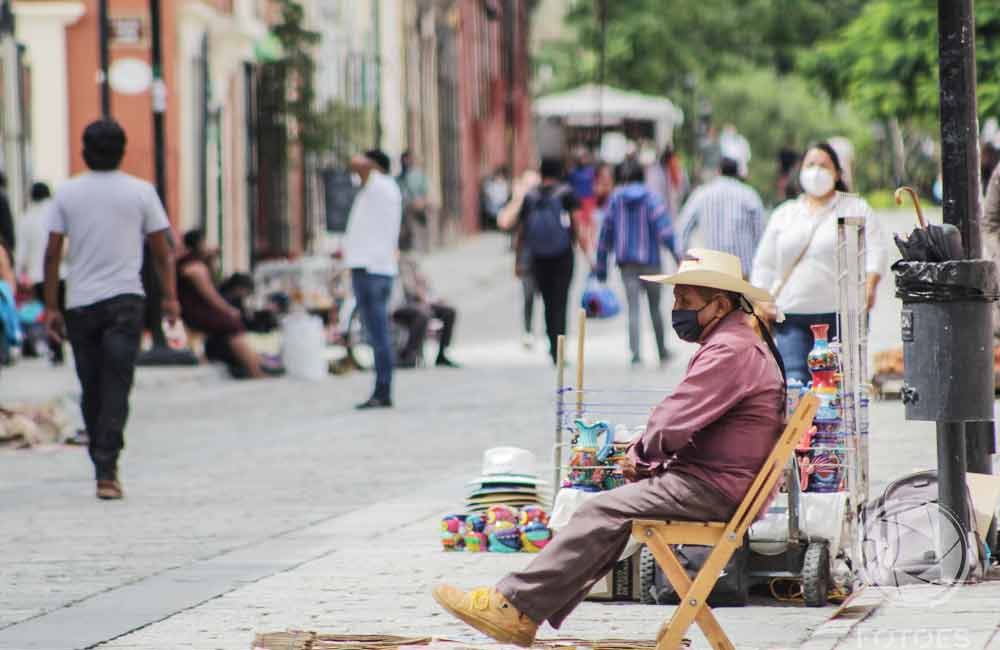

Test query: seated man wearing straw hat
[433,249,785,646]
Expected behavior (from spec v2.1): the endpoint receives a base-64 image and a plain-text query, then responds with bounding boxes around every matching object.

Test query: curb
[799,588,886,650]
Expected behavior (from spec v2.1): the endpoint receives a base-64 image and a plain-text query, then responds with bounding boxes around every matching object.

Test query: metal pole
[938,422,970,534]
[150,0,166,202]
[936,0,986,535]
[595,0,607,147]
[503,0,516,173]
[98,0,111,117]
[554,334,566,504]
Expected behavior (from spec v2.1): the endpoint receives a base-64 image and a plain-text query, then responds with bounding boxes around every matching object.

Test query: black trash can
[894,260,998,422]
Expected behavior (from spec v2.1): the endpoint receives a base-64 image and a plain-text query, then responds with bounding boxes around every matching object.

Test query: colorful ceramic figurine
[488,520,522,552]
[441,515,466,551]
[462,514,488,552]
[485,505,517,528]
[567,420,616,491]
[464,514,486,533]
[521,521,552,552]
[464,531,489,552]
[518,506,549,527]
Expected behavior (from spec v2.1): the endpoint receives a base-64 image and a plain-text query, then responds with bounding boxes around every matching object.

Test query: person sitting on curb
[432,250,785,646]
[177,230,281,379]
[392,249,459,369]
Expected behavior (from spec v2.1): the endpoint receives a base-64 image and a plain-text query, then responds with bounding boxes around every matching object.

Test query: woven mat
[251,632,666,650]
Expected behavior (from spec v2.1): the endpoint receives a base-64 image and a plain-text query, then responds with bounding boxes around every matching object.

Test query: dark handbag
[638,534,751,606]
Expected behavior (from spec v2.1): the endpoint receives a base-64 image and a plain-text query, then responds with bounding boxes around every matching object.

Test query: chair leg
[644,533,736,650]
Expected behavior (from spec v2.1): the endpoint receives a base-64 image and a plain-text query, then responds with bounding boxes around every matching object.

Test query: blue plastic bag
[581,275,620,319]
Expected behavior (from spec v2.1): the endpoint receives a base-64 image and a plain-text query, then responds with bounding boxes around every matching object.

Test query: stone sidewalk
[95,487,831,650]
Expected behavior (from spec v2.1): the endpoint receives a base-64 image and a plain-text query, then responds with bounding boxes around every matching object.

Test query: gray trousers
[620,263,667,362]
[497,471,735,628]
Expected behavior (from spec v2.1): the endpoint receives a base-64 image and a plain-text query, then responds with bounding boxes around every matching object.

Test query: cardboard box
[586,553,641,602]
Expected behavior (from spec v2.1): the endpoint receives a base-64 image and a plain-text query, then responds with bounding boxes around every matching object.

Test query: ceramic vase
[806,323,844,492]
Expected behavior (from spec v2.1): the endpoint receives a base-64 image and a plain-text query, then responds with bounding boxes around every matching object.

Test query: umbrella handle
[894,186,927,229]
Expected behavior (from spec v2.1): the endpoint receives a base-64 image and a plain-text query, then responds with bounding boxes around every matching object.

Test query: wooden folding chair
[631,393,820,650]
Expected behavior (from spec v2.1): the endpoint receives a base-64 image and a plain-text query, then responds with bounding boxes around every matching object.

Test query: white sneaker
[521,334,534,350]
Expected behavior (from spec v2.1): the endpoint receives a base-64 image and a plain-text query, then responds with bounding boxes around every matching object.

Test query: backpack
[861,470,979,587]
[522,187,572,258]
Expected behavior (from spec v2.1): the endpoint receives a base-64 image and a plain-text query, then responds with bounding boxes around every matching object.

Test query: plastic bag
[892,259,999,303]
[581,275,620,319]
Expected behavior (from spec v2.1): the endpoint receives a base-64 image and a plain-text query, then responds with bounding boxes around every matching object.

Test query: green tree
[801,1,1000,126]
[535,0,866,95]
[704,67,873,200]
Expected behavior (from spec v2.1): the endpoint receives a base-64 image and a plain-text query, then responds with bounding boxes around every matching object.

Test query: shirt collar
[702,309,749,344]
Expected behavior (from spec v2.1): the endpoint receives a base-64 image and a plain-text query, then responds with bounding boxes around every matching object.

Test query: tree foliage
[536,0,866,96]
[801,1,1000,127]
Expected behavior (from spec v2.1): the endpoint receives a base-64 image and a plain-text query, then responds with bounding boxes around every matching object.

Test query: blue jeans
[774,313,839,385]
[352,269,394,399]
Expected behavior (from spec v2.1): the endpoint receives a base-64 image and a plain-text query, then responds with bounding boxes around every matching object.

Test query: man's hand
[162,298,181,325]
[620,456,652,483]
[46,311,66,344]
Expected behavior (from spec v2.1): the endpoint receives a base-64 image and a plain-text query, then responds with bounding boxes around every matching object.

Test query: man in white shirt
[44,119,180,500]
[342,149,402,409]
[16,182,67,363]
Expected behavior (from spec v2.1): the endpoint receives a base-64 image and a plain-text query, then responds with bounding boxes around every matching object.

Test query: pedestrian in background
[592,162,615,239]
[751,142,887,384]
[595,163,674,366]
[568,148,597,252]
[16,182,66,364]
[499,169,542,349]
[43,119,179,500]
[645,146,688,219]
[675,156,765,279]
[397,150,430,252]
[343,149,402,409]
[499,159,580,364]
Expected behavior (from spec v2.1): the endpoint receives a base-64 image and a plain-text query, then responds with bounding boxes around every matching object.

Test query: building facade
[11,0,312,272]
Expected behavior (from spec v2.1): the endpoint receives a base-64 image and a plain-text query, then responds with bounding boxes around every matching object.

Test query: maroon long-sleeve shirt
[627,310,784,505]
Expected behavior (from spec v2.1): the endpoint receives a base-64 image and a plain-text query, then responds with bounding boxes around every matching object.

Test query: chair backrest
[726,392,819,537]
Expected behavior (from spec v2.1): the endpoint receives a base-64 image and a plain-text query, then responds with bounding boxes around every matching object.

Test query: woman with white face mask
[750,142,888,384]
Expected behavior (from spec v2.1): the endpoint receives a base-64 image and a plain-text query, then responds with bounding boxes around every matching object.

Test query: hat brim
[466,475,549,487]
[641,269,772,303]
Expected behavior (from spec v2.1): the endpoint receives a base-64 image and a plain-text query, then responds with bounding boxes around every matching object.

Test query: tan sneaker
[432,584,538,647]
[96,479,123,500]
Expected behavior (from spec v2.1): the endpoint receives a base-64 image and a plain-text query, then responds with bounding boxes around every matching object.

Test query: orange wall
[65,0,181,228]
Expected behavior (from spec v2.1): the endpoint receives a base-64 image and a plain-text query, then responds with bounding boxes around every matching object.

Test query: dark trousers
[65,295,145,480]
[33,282,66,363]
[351,269,394,399]
[774,312,839,385]
[532,251,575,363]
[394,301,457,362]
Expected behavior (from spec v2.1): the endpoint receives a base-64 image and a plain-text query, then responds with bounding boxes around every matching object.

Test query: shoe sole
[431,590,534,647]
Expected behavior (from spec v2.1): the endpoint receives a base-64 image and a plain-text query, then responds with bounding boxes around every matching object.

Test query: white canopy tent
[534,84,684,152]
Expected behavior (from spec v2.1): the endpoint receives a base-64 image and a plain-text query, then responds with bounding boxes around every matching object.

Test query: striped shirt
[676,176,765,278]
[595,184,673,281]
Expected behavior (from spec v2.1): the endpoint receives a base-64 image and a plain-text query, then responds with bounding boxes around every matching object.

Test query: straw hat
[641,248,772,303]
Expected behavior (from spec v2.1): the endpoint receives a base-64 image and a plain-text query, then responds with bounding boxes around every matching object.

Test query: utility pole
[98,0,111,117]
[595,0,607,147]
[503,0,516,173]
[936,0,989,537]
[150,0,166,202]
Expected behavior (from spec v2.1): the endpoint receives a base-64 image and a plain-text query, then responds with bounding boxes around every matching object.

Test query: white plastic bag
[281,311,326,381]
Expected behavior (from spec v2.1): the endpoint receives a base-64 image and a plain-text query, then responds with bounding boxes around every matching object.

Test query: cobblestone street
[0,217,963,649]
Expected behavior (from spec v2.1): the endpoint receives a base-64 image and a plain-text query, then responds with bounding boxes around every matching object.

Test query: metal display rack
[548,219,873,604]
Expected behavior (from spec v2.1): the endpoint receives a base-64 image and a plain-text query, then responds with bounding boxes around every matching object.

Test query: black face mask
[671,302,713,342]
